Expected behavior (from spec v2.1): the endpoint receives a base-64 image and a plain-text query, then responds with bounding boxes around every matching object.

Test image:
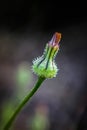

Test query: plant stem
[4,76,45,130]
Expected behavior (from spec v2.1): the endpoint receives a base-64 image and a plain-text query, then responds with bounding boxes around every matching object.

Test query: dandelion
[4,32,62,130]
[32,32,61,78]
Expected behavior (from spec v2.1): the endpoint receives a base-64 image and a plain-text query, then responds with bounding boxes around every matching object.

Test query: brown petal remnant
[49,32,61,47]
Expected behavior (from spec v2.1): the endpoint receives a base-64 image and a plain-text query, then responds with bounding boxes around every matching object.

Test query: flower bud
[32,32,61,78]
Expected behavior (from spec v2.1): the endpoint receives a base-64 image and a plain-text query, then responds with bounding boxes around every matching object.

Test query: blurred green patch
[16,62,33,87]
[15,62,33,100]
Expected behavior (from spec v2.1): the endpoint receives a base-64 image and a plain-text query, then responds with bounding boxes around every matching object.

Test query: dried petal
[49,32,61,47]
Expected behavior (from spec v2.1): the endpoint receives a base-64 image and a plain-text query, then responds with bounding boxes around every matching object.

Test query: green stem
[4,76,45,130]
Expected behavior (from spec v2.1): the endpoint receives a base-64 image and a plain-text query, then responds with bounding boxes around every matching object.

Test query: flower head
[32,32,61,78]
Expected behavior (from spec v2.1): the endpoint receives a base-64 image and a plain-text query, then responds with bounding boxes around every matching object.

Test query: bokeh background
[0,1,87,130]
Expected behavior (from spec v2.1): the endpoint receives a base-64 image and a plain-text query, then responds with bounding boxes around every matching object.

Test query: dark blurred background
[0,0,87,130]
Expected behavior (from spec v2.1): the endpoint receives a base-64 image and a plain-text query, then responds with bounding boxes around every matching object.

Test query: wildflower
[32,32,61,78]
